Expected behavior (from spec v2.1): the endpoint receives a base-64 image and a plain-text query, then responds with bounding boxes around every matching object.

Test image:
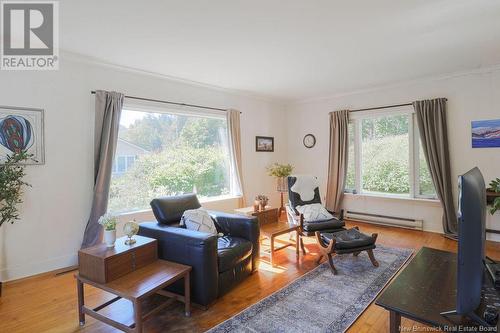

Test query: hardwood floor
[1,221,500,333]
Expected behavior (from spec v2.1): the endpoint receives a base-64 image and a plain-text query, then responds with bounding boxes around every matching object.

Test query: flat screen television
[441,167,487,325]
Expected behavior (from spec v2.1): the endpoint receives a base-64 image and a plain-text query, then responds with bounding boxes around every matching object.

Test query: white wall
[0,54,287,281]
[2,54,499,281]
[286,67,500,239]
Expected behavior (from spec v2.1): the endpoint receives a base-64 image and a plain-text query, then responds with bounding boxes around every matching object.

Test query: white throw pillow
[296,203,334,222]
[180,208,218,235]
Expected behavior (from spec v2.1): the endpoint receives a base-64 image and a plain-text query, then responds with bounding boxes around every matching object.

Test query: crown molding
[60,50,500,108]
[60,50,288,106]
[291,63,500,106]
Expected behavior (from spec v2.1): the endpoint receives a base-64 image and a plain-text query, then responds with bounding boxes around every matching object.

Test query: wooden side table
[234,206,279,226]
[76,260,191,333]
[260,222,300,267]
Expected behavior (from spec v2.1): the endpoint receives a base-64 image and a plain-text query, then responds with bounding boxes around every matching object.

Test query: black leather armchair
[138,194,259,307]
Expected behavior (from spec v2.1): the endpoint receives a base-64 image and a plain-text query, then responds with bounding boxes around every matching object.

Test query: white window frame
[111,102,238,210]
[346,106,437,200]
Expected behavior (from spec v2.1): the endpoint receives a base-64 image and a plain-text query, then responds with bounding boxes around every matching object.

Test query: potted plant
[255,194,269,211]
[267,163,294,215]
[488,178,500,215]
[98,213,118,248]
[0,151,32,296]
[0,151,32,227]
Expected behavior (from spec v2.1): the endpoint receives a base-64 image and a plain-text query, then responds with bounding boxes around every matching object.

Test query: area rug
[207,245,413,333]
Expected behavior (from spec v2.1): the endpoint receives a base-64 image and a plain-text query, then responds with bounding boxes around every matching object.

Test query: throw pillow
[180,208,218,235]
[296,203,334,222]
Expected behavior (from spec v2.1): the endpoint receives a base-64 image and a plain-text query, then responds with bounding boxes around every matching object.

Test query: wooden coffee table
[76,260,191,333]
[260,222,300,266]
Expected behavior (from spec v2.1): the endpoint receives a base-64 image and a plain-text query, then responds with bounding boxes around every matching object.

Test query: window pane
[361,115,410,195]
[345,122,355,191]
[109,110,232,214]
[418,140,437,197]
[126,156,135,169]
[117,156,126,173]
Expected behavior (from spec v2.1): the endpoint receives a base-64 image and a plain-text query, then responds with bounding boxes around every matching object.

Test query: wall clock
[303,134,316,148]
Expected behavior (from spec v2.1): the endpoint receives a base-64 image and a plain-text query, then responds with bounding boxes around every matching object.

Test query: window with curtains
[344,107,436,199]
[108,107,234,214]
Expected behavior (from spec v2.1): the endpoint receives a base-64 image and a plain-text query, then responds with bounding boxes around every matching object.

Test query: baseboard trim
[0,253,78,282]
[4,265,78,285]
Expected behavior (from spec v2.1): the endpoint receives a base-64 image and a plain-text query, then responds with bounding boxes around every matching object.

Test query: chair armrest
[209,211,260,272]
[286,204,305,233]
[138,222,218,306]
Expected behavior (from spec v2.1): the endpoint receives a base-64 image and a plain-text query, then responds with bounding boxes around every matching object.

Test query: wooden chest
[234,206,279,226]
[78,235,157,284]
[255,208,279,225]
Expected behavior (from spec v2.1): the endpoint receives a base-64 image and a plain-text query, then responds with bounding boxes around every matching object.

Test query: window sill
[343,192,441,205]
[115,194,243,218]
[199,194,242,203]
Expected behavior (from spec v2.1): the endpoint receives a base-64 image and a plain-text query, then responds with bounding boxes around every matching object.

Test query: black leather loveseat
[138,194,260,307]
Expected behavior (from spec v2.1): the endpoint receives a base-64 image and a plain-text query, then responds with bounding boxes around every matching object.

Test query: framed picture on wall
[256,136,274,152]
[471,119,500,148]
[0,106,45,164]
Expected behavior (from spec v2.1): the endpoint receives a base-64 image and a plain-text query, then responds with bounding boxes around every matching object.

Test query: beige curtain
[325,110,349,213]
[227,109,245,207]
[413,98,457,237]
[81,91,124,248]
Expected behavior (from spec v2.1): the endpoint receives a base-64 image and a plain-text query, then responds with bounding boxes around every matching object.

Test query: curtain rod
[90,91,233,113]
[349,99,447,113]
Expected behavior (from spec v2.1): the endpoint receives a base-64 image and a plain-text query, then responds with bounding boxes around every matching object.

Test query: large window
[345,108,436,199]
[109,108,233,214]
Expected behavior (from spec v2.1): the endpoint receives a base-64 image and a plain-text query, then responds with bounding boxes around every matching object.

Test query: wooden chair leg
[315,232,337,274]
[327,254,337,274]
[316,254,324,264]
[367,233,379,267]
[353,251,361,257]
[367,249,379,267]
[299,237,306,255]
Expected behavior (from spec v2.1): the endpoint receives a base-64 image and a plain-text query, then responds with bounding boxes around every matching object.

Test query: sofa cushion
[151,193,201,225]
[296,203,334,222]
[302,218,345,232]
[181,208,218,235]
[217,236,253,273]
[321,228,376,250]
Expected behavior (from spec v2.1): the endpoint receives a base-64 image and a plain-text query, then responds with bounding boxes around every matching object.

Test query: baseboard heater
[345,211,423,230]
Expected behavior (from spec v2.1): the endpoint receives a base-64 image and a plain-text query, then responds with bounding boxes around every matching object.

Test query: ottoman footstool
[315,226,379,274]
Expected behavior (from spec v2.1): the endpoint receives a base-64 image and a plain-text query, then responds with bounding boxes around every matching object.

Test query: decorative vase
[259,199,268,211]
[277,177,288,192]
[104,229,116,248]
[254,200,260,212]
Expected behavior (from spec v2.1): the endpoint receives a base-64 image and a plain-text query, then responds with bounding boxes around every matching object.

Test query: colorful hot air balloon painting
[0,115,34,154]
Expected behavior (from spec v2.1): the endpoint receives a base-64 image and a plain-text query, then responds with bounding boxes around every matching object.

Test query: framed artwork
[256,136,274,152]
[0,106,45,164]
[471,119,500,148]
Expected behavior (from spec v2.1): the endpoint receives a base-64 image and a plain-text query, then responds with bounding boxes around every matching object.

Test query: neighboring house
[112,138,149,175]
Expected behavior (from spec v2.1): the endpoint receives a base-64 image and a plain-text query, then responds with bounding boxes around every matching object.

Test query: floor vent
[345,211,423,230]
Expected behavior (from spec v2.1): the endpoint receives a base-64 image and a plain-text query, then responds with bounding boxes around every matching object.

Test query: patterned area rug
[207,245,413,333]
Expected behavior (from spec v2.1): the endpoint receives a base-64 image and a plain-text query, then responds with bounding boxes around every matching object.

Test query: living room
[1,1,500,332]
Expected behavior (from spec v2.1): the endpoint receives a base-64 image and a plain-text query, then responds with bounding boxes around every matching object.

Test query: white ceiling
[61,0,500,101]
